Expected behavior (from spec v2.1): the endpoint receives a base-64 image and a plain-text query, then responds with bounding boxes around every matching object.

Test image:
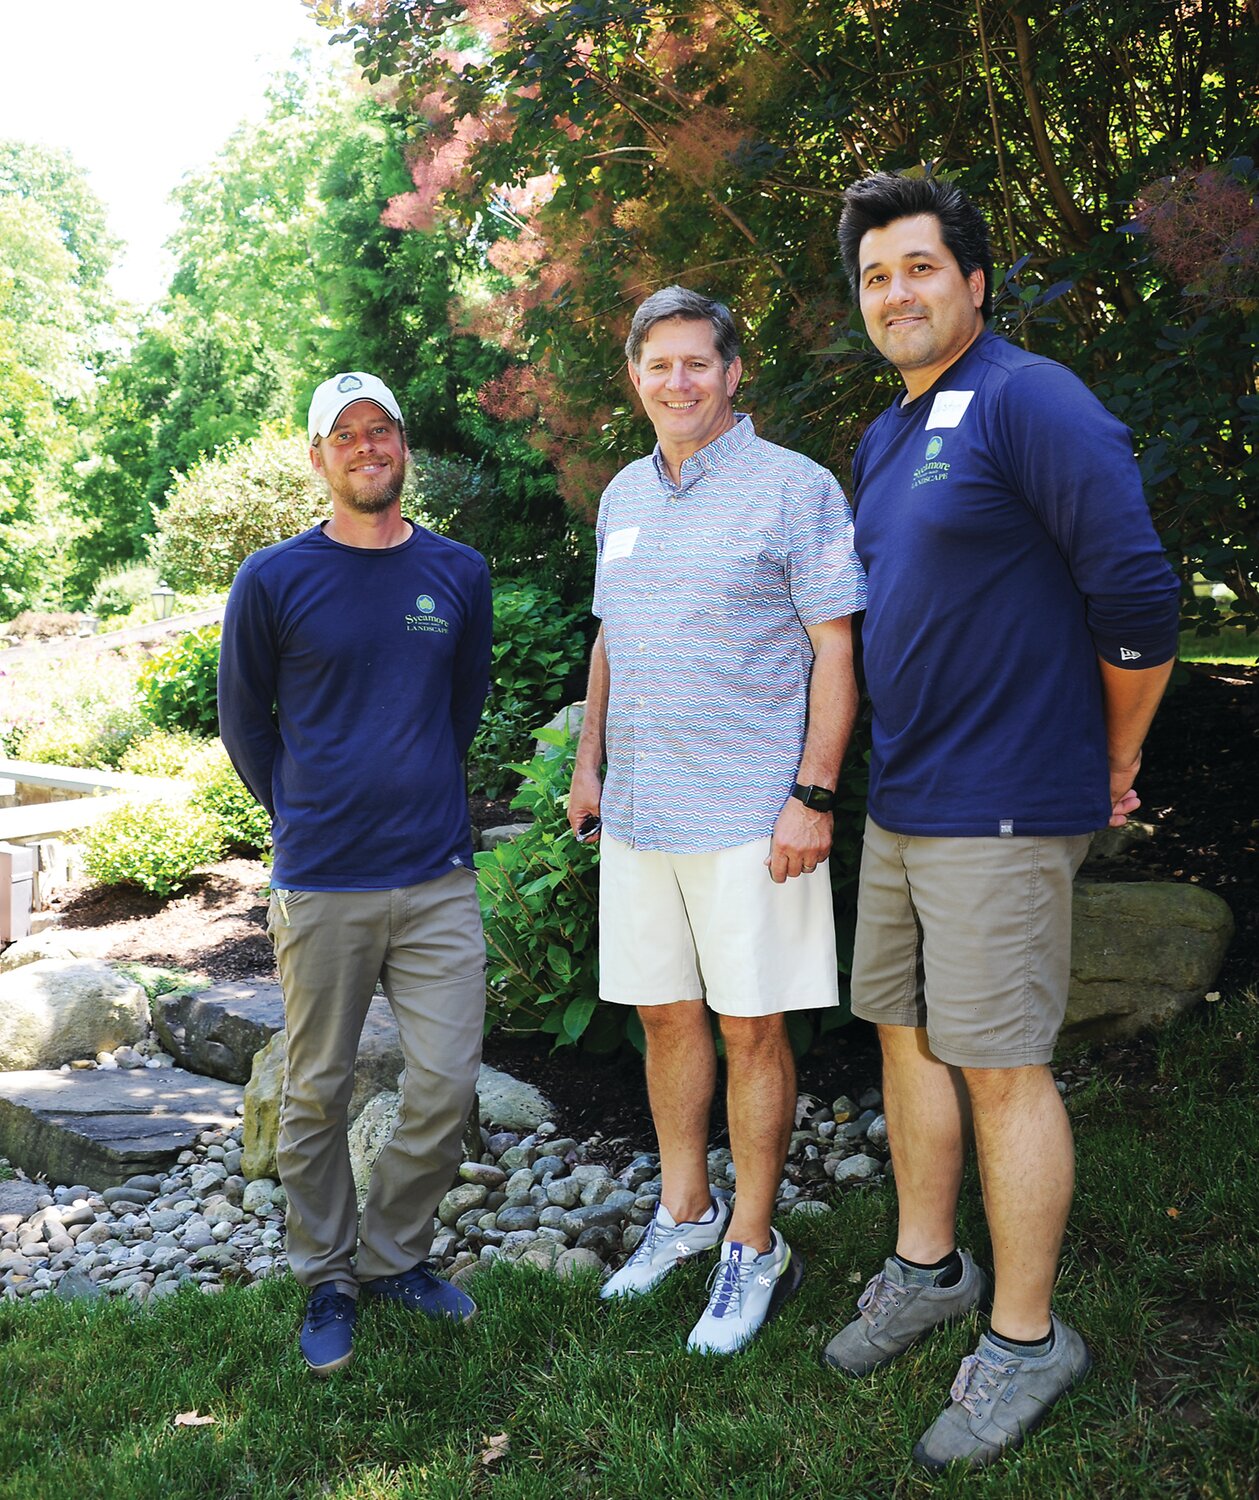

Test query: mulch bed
[42,663,1258,1142]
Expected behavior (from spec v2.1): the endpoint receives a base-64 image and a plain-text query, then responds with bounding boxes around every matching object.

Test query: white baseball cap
[307,372,403,441]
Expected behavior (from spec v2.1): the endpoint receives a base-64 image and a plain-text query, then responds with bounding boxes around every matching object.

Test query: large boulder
[347,1086,483,1208]
[536,701,585,757]
[0,931,95,972]
[0,960,149,1070]
[477,1064,555,1131]
[240,997,404,1180]
[347,1090,401,1208]
[153,979,285,1084]
[1065,881,1234,1041]
[241,1031,285,1181]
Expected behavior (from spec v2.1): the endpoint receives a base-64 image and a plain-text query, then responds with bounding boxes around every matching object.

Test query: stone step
[0,1067,243,1189]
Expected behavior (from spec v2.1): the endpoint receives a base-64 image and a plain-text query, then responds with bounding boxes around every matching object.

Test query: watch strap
[791,782,835,812]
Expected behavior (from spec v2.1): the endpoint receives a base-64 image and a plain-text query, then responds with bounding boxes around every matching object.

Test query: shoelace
[950,1347,1016,1413]
[627,1215,663,1263]
[306,1291,351,1329]
[857,1270,906,1325]
[702,1248,754,1320]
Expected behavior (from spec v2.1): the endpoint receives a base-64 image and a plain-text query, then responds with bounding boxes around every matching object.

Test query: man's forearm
[1099,655,1175,771]
[797,618,859,789]
[574,626,609,772]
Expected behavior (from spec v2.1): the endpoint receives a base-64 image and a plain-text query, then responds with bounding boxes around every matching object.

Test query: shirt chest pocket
[710,529,783,615]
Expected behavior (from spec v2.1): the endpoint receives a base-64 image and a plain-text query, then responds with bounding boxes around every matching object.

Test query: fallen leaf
[173,1410,216,1428]
[1166,1207,1180,1219]
[478,1433,510,1467]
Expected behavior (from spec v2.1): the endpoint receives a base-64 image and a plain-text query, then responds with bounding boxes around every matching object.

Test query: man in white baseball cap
[220,369,493,1376]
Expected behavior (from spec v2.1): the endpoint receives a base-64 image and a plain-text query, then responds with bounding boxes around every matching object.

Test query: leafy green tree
[0,142,119,612]
[62,327,179,597]
[313,0,1258,623]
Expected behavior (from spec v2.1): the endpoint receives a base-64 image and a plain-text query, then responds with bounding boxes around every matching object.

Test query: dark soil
[43,664,1258,1142]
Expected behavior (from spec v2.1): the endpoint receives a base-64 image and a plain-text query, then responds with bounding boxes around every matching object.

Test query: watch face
[795,783,834,811]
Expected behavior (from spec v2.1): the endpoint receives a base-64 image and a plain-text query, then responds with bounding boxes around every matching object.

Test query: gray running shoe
[599,1198,731,1299]
[913,1315,1092,1470]
[822,1251,989,1375]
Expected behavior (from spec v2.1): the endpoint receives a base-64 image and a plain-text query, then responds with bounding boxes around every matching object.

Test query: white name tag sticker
[925,390,975,429]
[603,525,640,562]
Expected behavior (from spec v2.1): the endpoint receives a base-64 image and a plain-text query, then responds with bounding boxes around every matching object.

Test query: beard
[327,463,406,514]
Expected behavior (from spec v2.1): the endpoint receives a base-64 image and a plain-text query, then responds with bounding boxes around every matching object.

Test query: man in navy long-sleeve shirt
[219,371,492,1376]
[820,175,1179,1469]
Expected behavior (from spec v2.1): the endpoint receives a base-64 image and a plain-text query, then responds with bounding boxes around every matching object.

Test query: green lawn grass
[1,993,1256,1499]
[1179,629,1258,666]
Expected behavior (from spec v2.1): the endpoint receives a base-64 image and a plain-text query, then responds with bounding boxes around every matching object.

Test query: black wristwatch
[791,782,835,813]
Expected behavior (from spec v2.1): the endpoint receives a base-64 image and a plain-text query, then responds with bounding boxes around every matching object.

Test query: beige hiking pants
[267,867,486,1294]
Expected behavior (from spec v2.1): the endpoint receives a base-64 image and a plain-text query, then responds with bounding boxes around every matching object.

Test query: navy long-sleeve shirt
[852,332,1180,837]
[218,522,492,890]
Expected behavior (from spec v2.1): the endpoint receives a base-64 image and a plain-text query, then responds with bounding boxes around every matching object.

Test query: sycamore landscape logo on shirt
[405,591,449,634]
[912,433,951,490]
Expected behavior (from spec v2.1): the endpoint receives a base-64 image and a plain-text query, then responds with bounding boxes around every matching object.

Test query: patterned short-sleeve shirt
[593,415,867,853]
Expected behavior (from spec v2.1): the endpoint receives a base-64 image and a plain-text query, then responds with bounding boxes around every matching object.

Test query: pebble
[1,1033,976,1306]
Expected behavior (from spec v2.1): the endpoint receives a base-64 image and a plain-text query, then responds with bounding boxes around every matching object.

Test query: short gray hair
[624,286,741,368]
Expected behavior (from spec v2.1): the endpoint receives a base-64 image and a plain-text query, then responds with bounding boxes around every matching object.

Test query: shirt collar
[652,413,757,493]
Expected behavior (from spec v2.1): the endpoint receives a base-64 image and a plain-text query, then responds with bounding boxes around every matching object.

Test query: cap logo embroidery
[337,374,364,393]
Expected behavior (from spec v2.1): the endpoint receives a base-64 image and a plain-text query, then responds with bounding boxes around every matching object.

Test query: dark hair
[624,285,741,368]
[837,173,994,320]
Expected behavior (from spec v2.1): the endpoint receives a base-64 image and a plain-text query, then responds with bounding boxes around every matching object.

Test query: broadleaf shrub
[10,702,150,771]
[1,649,146,765]
[137,624,222,736]
[119,728,212,778]
[89,563,160,622]
[151,426,326,593]
[475,724,869,1057]
[190,741,272,857]
[82,796,225,897]
[475,729,605,1049]
[469,581,588,798]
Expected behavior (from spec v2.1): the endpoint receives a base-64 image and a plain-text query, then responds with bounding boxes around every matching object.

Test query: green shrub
[11,702,150,770]
[118,728,213,778]
[1,648,145,764]
[475,724,870,1059]
[469,581,588,798]
[89,562,159,622]
[151,426,326,593]
[475,729,612,1050]
[137,624,221,736]
[190,741,272,857]
[81,796,225,897]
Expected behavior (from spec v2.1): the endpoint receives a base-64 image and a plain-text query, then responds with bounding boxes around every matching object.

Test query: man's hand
[765,797,832,883]
[1109,752,1142,828]
[567,763,604,843]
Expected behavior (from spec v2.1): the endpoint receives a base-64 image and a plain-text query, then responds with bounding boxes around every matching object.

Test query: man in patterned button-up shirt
[568,286,867,1354]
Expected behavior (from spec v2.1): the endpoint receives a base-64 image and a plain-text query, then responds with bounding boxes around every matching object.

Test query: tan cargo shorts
[850,817,1090,1068]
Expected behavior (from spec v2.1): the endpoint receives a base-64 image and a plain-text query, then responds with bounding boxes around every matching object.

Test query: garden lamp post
[152,581,176,621]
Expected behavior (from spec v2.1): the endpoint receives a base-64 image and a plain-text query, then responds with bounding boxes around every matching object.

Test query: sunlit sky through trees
[0,0,334,307]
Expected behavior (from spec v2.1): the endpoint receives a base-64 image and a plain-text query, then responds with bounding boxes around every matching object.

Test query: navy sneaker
[361,1262,478,1322]
[300,1283,357,1375]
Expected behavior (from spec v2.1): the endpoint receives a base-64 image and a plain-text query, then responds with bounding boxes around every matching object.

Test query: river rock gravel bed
[0,1081,921,1303]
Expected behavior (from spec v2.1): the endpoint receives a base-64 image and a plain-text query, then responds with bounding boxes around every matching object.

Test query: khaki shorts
[850,817,1090,1068]
[598,834,840,1018]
